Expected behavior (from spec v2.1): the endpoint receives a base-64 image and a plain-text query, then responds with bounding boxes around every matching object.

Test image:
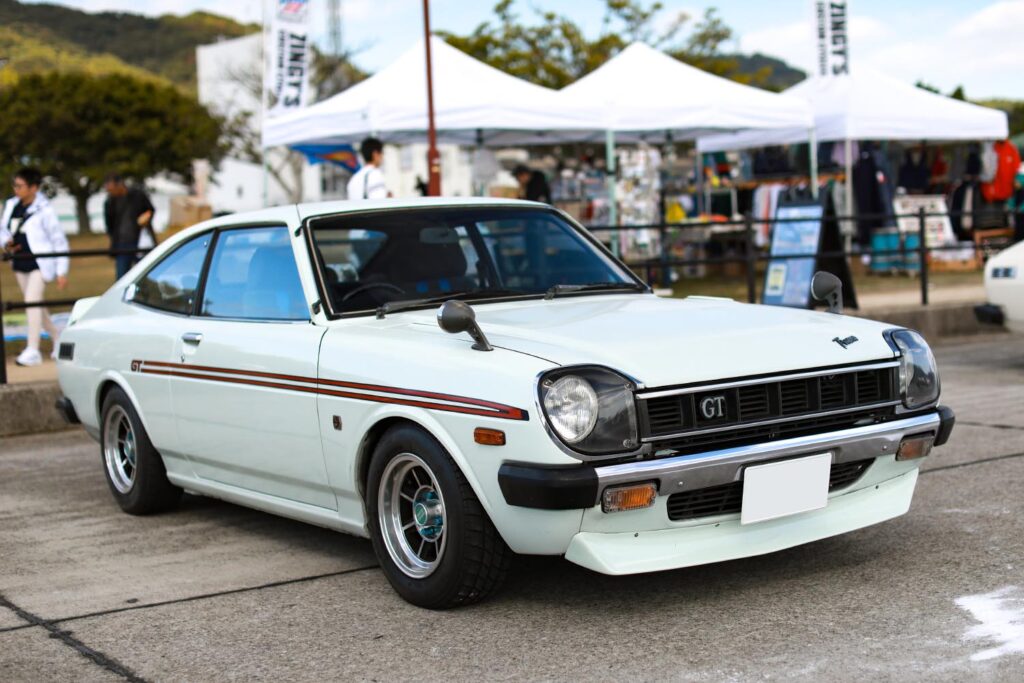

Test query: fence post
[0,269,6,384]
[743,212,757,304]
[658,225,670,289]
[918,206,929,306]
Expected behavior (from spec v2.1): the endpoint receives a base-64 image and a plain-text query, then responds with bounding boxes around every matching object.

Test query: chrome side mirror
[437,300,493,351]
[811,271,843,314]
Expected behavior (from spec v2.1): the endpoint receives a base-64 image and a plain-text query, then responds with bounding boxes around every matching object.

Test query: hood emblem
[833,335,859,349]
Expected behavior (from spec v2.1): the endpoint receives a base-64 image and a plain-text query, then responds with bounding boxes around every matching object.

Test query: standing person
[513,164,552,204]
[103,173,154,279]
[0,167,69,366]
[346,137,390,200]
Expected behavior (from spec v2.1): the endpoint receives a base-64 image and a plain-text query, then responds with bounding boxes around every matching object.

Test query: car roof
[169,197,550,243]
[296,196,546,220]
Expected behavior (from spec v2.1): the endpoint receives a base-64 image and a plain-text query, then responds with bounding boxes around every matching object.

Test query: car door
[167,225,335,510]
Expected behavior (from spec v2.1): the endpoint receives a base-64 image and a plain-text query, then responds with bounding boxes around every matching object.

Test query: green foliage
[977,99,1024,138]
[0,0,257,88]
[440,1,788,90]
[0,72,226,230]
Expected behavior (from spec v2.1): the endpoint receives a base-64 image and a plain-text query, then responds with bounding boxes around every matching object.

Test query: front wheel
[366,425,510,608]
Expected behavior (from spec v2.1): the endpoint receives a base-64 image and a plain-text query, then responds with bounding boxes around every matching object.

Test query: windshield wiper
[544,282,647,300]
[376,292,470,318]
[374,289,529,318]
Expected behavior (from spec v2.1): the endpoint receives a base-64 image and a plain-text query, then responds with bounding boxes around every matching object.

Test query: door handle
[181,332,203,345]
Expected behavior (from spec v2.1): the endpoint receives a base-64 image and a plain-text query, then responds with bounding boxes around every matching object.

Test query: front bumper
[566,466,918,575]
[499,407,953,510]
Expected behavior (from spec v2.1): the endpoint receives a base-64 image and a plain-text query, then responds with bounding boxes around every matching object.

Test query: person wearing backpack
[0,167,69,366]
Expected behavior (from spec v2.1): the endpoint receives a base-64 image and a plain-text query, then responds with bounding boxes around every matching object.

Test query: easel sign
[762,195,858,309]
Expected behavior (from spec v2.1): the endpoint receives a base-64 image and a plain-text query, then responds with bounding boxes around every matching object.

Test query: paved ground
[1,333,1023,682]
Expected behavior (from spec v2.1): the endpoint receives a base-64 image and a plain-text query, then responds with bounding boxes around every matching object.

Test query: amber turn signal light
[896,434,934,461]
[602,482,657,513]
[474,427,506,446]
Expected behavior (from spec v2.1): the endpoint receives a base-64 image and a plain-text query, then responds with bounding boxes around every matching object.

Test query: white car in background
[55,198,955,608]
[977,239,1024,333]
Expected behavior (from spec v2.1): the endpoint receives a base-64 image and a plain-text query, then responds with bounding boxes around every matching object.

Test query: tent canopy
[698,69,1009,152]
[558,42,813,142]
[263,36,597,148]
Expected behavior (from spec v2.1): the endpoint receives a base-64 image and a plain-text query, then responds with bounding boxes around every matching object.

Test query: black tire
[366,425,511,609]
[100,386,182,515]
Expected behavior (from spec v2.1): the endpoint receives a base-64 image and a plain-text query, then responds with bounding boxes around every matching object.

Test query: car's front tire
[100,386,182,515]
[366,425,510,609]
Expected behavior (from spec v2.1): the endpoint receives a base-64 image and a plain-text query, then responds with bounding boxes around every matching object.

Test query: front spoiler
[565,467,918,575]
[500,408,952,510]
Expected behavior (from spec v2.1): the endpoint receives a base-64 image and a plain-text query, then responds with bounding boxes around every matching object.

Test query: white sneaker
[15,347,42,367]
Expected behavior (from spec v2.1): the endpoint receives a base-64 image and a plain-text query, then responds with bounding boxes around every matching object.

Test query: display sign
[763,203,824,308]
[813,0,851,77]
[893,195,956,248]
[266,0,312,117]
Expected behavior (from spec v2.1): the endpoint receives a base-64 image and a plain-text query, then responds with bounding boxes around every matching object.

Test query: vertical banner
[813,1,851,77]
[267,0,313,116]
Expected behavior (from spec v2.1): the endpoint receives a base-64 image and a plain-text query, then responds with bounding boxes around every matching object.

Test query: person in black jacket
[104,173,154,278]
[513,164,552,204]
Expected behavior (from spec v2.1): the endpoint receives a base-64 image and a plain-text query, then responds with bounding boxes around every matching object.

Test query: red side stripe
[136,361,528,421]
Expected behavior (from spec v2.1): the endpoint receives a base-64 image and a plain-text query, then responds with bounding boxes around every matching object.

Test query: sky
[23,0,1024,100]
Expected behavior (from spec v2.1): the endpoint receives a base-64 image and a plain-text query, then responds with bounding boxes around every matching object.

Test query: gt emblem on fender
[130,360,142,372]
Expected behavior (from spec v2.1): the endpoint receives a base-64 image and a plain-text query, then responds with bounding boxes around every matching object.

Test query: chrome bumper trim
[595,412,941,497]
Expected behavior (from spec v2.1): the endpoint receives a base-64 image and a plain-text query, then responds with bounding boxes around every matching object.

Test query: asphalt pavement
[2,333,1023,682]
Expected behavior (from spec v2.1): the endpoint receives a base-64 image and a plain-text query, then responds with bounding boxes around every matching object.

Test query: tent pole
[422,0,441,196]
[695,148,704,215]
[809,127,819,199]
[605,128,619,257]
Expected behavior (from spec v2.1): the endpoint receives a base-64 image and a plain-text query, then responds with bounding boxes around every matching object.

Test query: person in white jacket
[1,168,70,366]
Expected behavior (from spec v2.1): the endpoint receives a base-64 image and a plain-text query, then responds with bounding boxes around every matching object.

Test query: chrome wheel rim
[378,453,447,579]
[103,405,137,494]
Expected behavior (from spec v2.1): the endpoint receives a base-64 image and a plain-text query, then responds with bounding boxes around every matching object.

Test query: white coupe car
[56,198,955,608]
[977,238,1024,333]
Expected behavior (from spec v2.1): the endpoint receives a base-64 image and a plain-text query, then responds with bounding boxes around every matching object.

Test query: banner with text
[267,0,313,117]
[813,1,850,77]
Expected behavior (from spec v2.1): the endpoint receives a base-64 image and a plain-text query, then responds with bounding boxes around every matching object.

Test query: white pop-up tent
[696,68,1009,152]
[263,36,596,148]
[556,41,814,222]
[559,42,813,141]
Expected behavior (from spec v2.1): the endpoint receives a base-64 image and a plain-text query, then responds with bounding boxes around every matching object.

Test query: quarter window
[132,233,210,314]
[200,227,308,321]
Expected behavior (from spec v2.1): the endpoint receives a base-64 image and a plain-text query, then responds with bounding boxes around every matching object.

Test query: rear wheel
[100,387,182,515]
[367,425,510,608]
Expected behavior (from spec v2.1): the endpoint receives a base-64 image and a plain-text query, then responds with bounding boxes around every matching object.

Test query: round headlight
[890,329,940,409]
[542,375,599,443]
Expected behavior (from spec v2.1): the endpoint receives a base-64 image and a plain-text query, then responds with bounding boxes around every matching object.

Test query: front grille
[665,458,875,522]
[639,365,898,456]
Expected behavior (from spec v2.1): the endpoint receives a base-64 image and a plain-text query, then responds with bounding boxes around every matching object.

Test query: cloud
[739,1,1024,98]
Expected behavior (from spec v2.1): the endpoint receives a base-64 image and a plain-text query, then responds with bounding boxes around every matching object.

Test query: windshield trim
[302,205,650,320]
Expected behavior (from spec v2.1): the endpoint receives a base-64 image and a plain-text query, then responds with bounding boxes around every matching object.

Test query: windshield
[308,207,641,315]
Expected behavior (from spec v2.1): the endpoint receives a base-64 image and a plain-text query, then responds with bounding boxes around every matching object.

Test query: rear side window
[132,234,210,314]
[200,226,308,321]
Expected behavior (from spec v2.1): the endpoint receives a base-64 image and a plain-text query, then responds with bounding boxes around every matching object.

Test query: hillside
[0,0,257,87]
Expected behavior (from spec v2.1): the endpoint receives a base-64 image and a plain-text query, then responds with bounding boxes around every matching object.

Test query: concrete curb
[0,381,73,438]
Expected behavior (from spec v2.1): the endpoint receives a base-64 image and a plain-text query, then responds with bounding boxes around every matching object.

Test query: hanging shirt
[8,202,40,273]
[346,166,388,199]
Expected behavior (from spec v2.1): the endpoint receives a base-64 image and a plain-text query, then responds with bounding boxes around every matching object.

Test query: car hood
[405,294,898,388]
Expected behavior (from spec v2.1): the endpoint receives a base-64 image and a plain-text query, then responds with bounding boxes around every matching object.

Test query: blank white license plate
[740,453,832,525]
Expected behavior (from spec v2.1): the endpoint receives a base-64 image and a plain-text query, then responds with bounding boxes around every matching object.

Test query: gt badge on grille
[699,395,727,420]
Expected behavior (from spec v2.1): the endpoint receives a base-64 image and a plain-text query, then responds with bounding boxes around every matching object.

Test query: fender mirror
[437,300,493,351]
[811,271,843,314]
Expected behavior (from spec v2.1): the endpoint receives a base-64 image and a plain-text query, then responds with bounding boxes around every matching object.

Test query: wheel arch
[95,373,152,438]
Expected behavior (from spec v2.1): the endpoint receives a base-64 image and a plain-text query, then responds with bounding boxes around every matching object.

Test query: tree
[440,1,773,90]
[0,71,225,233]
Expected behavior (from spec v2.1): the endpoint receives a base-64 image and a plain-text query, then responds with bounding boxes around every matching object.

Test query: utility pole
[422,0,441,196]
[328,0,342,58]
